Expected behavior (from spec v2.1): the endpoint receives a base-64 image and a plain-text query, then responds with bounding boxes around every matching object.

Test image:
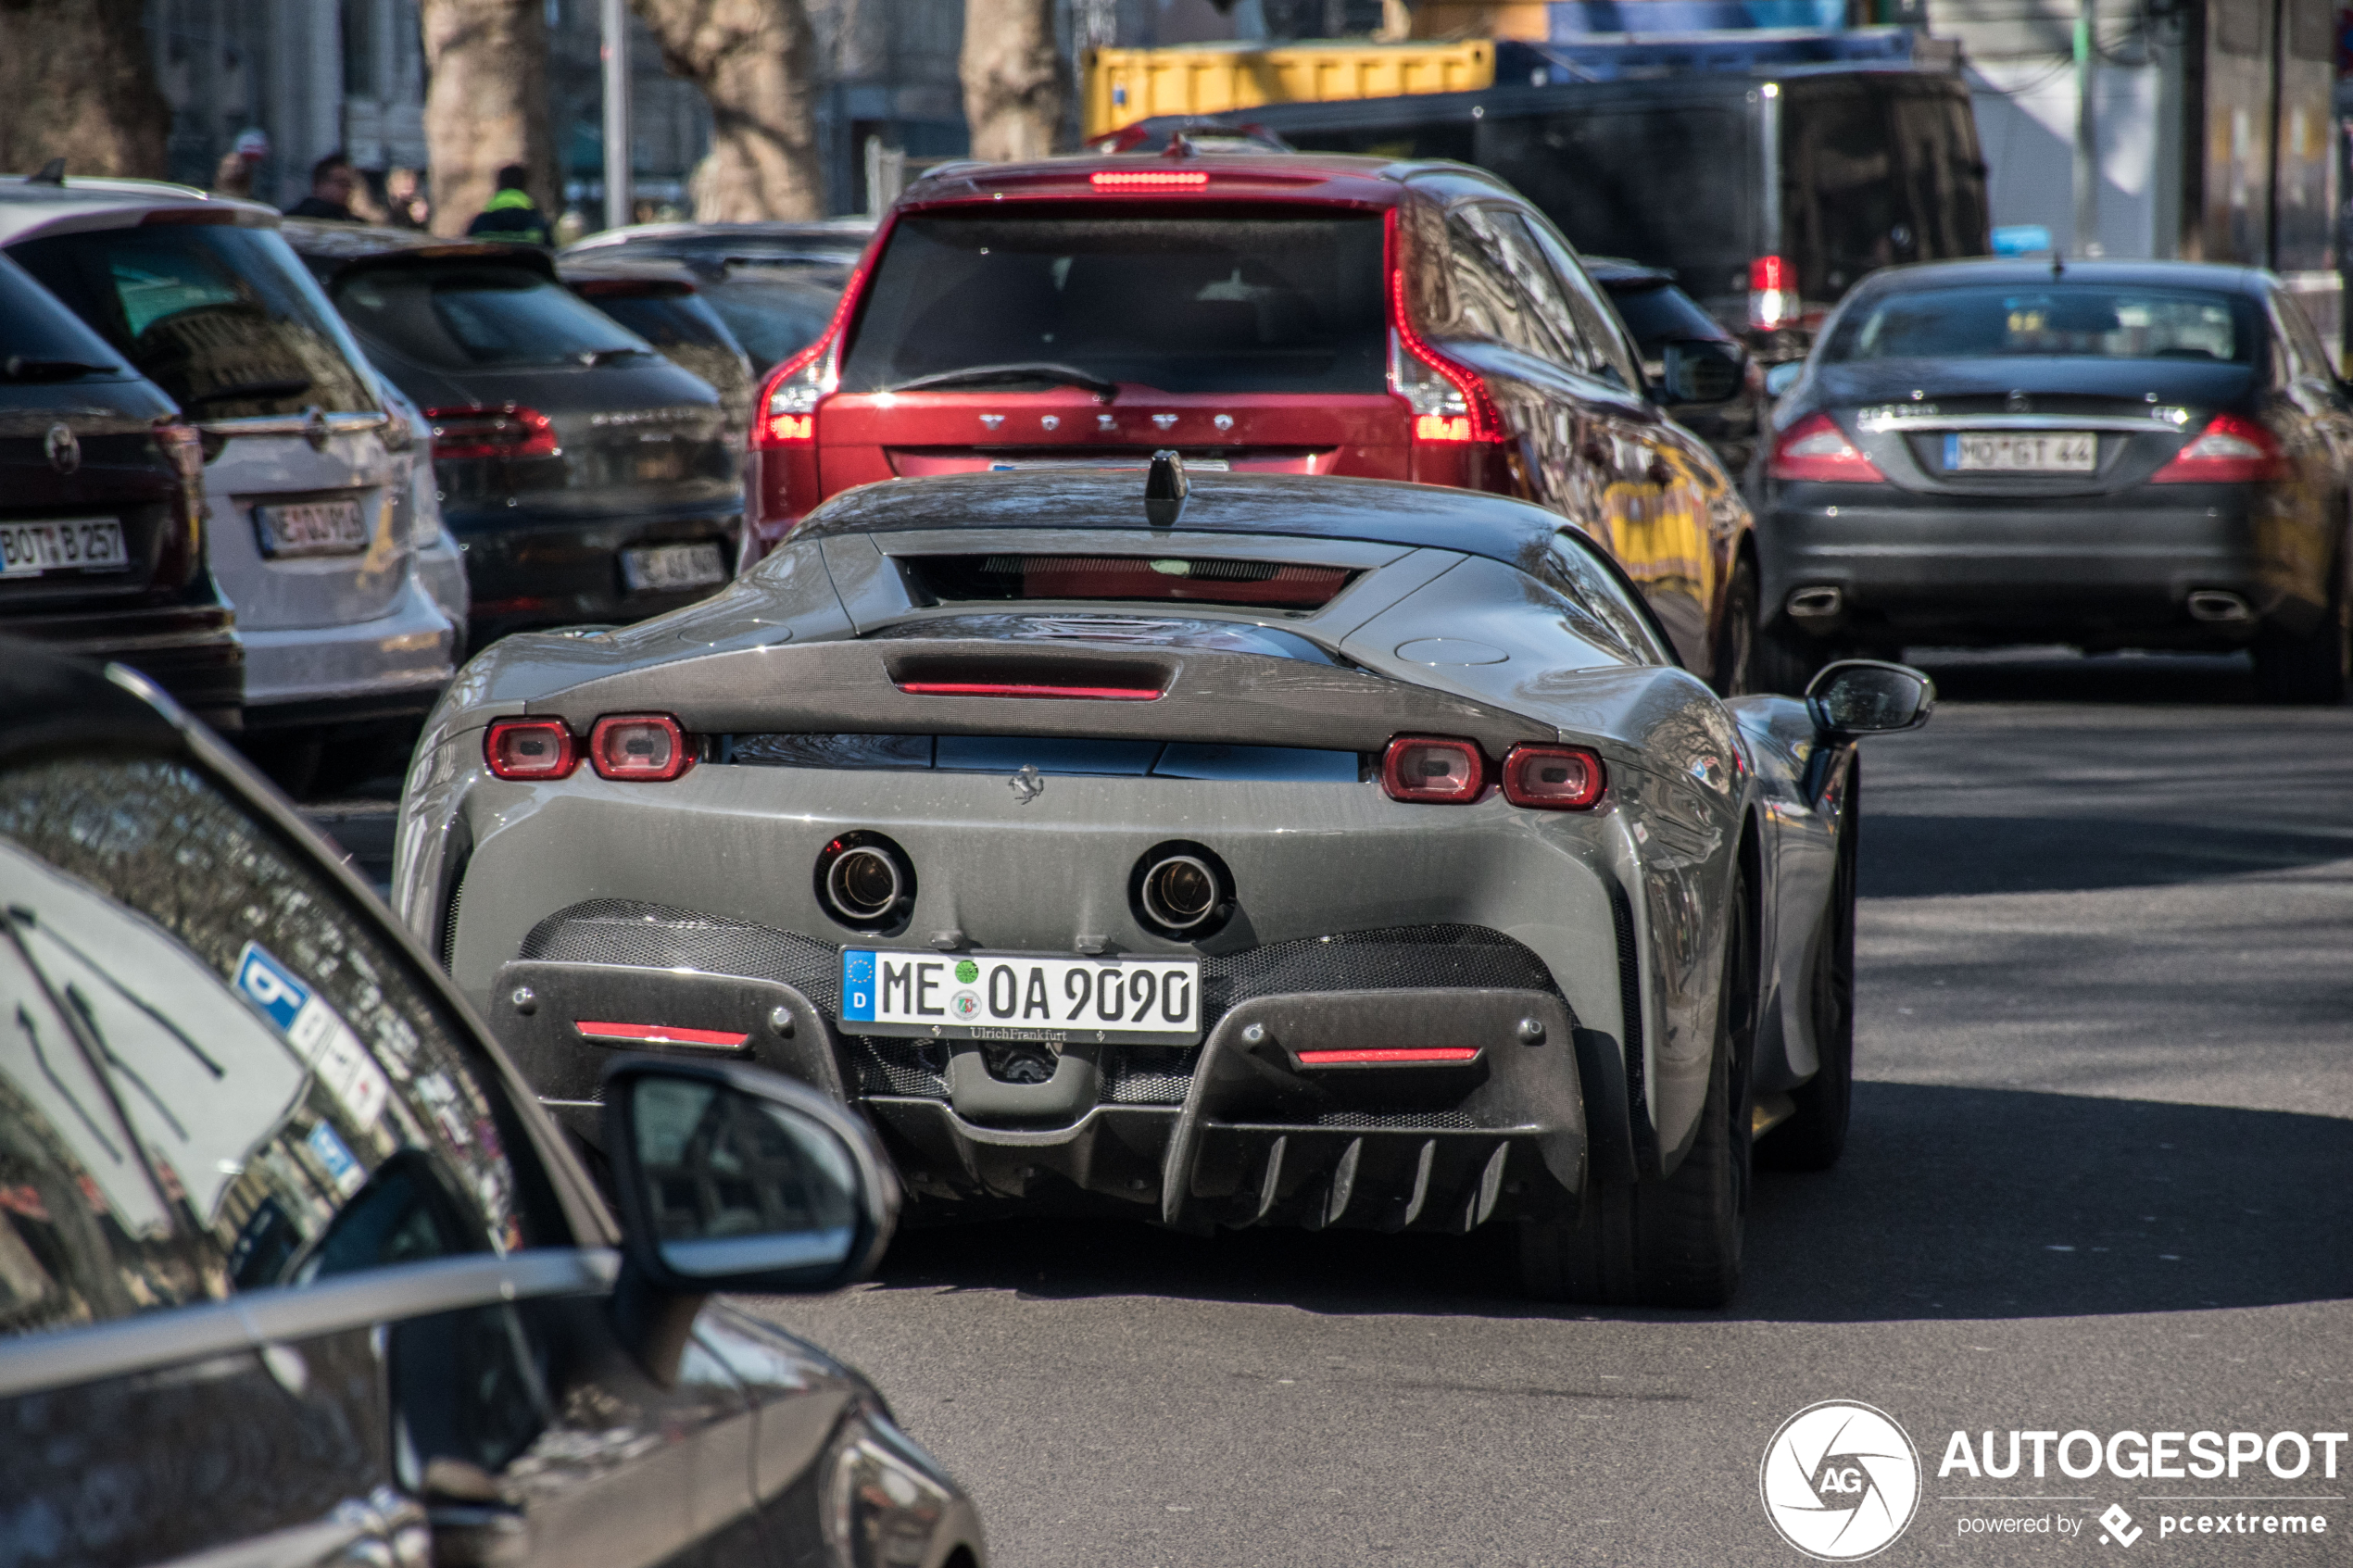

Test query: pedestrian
[211,128,269,197]
[466,165,550,246]
[284,151,360,221]
[385,167,430,230]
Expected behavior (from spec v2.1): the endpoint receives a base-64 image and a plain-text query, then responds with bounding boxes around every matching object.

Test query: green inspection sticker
[955,959,980,984]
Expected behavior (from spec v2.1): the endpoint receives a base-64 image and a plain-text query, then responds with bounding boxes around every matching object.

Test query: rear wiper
[184,377,314,405]
[0,357,118,381]
[580,346,655,366]
[887,362,1120,402]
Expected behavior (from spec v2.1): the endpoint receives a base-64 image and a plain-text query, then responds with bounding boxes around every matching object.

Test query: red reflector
[898,682,1164,701]
[2150,412,2288,483]
[574,1021,749,1049]
[1768,412,1885,483]
[1296,1047,1481,1066]
[1381,736,1486,803]
[484,718,577,780]
[1501,745,1605,810]
[425,404,559,462]
[1090,170,1211,187]
[588,713,693,780]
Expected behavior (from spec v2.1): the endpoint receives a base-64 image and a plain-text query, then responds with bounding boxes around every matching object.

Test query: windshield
[1823,284,2255,364]
[9,223,378,417]
[332,264,653,370]
[838,209,1389,395]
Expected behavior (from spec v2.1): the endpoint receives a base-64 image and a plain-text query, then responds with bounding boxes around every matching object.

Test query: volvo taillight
[2150,413,2288,483]
[426,405,559,462]
[1381,736,1487,804]
[1768,412,1885,483]
[1749,255,1794,331]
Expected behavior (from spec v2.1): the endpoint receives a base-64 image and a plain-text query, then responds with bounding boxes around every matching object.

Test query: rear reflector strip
[1295,1047,1480,1066]
[898,682,1164,701]
[574,1021,749,1049]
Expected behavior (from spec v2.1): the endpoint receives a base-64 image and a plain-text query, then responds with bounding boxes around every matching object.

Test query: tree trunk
[420,0,557,238]
[633,0,823,222]
[0,0,169,180]
[961,0,1066,163]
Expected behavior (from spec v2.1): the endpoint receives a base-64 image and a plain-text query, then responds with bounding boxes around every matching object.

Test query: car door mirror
[1658,339,1744,404]
[1763,360,1805,399]
[603,1057,900,1297]
[1806,659,1936,736]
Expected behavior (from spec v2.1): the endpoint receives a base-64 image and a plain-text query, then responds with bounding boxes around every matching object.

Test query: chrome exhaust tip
[1140,854,1222,932]
[2186,589,2253,623]
[817,836,912,928]
[1787,585,1844,619]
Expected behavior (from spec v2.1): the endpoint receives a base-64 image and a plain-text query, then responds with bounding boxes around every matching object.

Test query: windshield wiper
[1,357,119,381]
[886,362,1120,402]
[184,377,314,405]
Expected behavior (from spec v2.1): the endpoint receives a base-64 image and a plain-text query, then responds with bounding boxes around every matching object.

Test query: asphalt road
[732,653,2353,1567]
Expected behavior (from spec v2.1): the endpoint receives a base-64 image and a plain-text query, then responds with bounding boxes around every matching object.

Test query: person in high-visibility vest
[466,165,551,247]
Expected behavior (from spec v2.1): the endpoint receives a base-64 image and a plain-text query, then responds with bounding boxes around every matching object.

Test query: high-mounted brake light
[1768,412,1885,483]
[2151,412,2287,483]
[1381,736,1487,804]
[485,718,578,780]
[588,713,693,781]
[1749,255,1794,331]
[1089,170,1210,187]
[898,681,1164,701]
[426,405,559,462]
[1501,745,1606,809]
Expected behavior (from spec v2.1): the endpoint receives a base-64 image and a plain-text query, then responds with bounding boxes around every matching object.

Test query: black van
[1137,66,1990,350]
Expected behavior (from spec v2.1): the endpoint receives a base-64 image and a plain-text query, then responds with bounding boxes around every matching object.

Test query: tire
[1753,619,1828,696]
[1521,865,1755,1308]
[2250,568,2349,706]
[1713,554,1759,696]
[1760,755,1856,1173]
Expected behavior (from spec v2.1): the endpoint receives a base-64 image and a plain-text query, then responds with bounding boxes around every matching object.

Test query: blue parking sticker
[841,950,876,1022]
[234,943,310,1032]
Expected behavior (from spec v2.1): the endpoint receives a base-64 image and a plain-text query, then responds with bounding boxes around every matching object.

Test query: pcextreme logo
[1761,1400,1924,1561]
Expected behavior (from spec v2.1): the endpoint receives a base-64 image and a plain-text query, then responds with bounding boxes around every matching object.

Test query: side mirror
[604,1057,900,1297]
[1763,360,1805,399]
[1659,338,1744,404]
[1806,659,1935,736]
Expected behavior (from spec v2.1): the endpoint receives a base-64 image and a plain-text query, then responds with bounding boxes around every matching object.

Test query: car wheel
[1713,555,1759,696]
[1760,755,1856,1172]
[2249,563,2349,705]
[1520,866,1754,1308]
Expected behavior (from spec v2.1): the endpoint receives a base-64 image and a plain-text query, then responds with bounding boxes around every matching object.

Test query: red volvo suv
[748,150,1758,686]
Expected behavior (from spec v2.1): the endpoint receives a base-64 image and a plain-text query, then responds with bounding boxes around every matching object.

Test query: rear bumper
[1,603,244,728]
[491,954,1588,1232]
[448,499,741,634]
[240,575,456,724]
[1757,484,2302,646]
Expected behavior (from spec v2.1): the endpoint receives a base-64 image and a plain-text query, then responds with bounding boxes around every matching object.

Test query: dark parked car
[562,220,873,375]
[283,222,742,643]
[1587,256,1767,488]
[0,254,239,728]
[748,152,1760,690]
[1756,259,2353,702]
[560,254,758,449]
[0,641,988,1568]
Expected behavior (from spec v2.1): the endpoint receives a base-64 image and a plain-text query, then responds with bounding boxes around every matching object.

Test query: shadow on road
[1905,650,2259,705]
[866,1084,2353,1323]
[1859,813,2353,897]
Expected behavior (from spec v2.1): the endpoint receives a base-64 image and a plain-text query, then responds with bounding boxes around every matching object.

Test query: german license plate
[0,518,127,577]
[254,497,369,557]
[1944,433,2096,472]
[838,949,1202,1046]
[621,541,726,592]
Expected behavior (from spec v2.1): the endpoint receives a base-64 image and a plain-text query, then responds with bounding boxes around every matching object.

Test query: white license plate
[0,518,127,578]
[622,541,726,592]
[839,949,1202,1046]
[254,498,369,557]
[1944,433,2097,472]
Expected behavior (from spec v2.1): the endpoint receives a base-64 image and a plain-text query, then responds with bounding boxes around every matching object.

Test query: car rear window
[1824,284,2255,364]
[571,283,741,357]
[838,208,1388,395]
[332,263,652,370]
[0,257,128,377]
[1599,281,1727,353]
[10,224,378,418]
[688,267,841,372]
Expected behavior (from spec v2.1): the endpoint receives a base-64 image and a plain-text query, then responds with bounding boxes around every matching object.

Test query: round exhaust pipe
[1131,841,1234,939]
[814,834,915,930]
[2185,588,2253,623]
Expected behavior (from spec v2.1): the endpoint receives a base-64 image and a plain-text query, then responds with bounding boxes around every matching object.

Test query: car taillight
[754,344,831,447]
[485,718,577,780]
[1089,170,1210,188]
[1768,412,1885,483]
[589,713,693,781]
[1388,291,1501,444]
[1381,736,1487,803]
[151,420,204,479]
[2151,412,2287,483]
[426,405,559,462]
[1501,745,1605,809]
[1749,255,1794,331]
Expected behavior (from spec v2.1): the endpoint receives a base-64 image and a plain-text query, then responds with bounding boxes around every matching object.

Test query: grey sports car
[392,461,1931,1307]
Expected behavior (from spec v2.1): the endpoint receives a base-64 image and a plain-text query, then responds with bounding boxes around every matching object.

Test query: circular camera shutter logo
[1759,1400,1920,1561]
